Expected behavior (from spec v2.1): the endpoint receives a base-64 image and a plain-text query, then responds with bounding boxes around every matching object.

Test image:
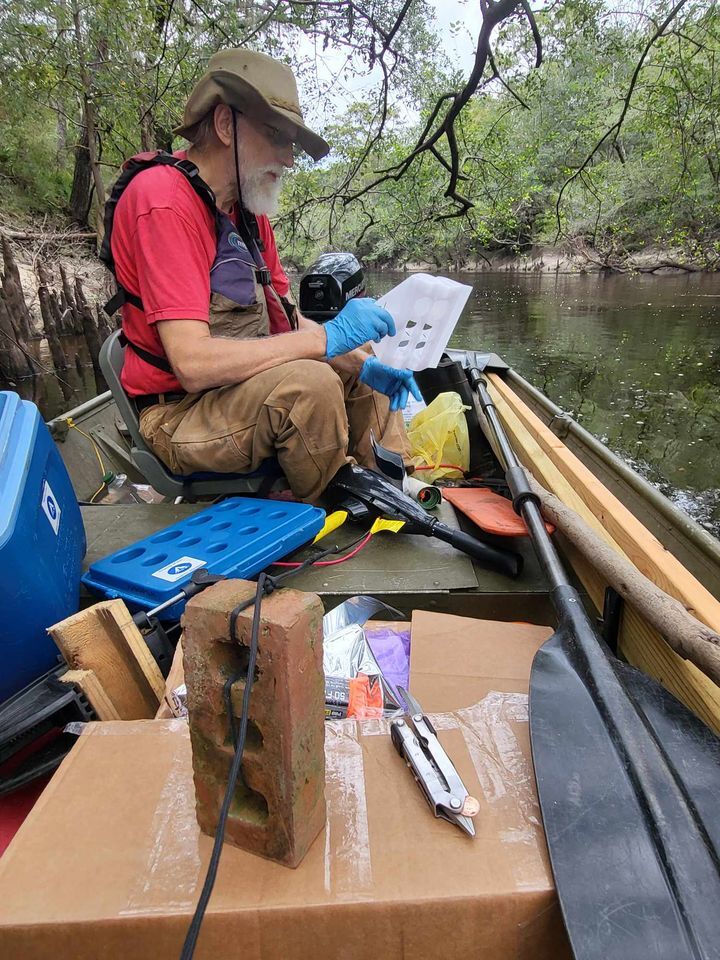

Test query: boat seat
[99,330,285,499]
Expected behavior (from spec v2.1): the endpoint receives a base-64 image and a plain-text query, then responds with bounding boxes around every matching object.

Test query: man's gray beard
[234,135,284,216]
[239,172,283,217]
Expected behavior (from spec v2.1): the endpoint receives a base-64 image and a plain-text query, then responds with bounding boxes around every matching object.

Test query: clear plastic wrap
[323,598,407,720]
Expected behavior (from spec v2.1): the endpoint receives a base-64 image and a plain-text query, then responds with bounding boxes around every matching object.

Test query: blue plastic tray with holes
[81,497,325,620]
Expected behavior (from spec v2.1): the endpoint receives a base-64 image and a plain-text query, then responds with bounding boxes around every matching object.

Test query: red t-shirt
[112,150,292,396]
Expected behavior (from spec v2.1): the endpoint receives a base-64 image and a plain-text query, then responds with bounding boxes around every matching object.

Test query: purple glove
[359,356,423,411]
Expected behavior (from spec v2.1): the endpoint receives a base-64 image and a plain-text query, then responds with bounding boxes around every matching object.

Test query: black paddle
[468,368,720,960]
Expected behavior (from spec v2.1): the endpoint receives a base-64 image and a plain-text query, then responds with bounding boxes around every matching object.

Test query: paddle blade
[530,598,720,960]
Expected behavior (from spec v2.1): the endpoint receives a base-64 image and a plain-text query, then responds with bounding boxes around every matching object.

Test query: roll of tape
[403,475,442,510]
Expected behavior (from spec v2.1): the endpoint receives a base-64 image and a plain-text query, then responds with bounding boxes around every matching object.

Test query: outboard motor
[299,252,365,322]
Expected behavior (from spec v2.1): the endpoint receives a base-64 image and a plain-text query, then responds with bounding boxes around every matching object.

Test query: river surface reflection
[13,269,720,537]
[368,271,720,537]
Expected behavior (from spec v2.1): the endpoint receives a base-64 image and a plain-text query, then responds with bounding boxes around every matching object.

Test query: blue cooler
[0,392,86,703]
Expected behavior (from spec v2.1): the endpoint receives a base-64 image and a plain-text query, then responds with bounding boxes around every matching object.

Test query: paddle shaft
[469,371,566,589]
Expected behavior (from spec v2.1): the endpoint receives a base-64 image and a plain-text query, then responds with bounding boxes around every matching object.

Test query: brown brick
[182,579,326,867]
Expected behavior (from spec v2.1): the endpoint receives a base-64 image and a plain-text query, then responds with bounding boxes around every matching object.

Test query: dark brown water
[10,271,720,536]
[5,335,99,421]
[369,271,720,537]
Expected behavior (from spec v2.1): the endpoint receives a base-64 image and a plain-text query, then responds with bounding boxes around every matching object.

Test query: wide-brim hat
[174,49,330,161]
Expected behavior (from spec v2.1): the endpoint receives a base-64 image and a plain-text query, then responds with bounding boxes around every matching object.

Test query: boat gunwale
[507,366,720,570]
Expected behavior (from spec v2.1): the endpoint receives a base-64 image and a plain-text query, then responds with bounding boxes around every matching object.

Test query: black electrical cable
[178,536,357,959]
[178,571,266,960]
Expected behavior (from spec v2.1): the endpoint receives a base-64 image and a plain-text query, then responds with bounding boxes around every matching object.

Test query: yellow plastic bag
[407,391,470,482]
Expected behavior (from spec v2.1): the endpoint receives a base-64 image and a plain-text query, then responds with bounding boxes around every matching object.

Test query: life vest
[99,150,295,375]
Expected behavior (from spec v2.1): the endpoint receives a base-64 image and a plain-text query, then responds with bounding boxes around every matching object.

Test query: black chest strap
[118,331,173,374]
[101,151,271,317]
[100,151,221,316]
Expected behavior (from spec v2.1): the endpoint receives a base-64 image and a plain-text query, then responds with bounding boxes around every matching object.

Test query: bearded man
[103,48,419,503]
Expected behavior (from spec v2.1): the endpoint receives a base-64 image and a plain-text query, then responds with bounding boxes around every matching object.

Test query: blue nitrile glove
[324,298,396,359]
[359,356,423,412]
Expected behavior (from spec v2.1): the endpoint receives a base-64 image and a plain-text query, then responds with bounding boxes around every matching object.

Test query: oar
[467,368,720,960]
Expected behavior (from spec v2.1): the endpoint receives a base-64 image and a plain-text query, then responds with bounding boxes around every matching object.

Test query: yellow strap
[312,510,348,543]
[370,517,405,535]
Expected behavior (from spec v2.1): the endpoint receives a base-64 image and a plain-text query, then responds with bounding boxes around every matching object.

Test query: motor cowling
[299,252,365,322]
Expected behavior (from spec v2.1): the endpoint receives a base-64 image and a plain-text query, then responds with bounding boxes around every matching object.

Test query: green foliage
[0,0,719,268]
[0,103,72,216]
[277,2,720,268]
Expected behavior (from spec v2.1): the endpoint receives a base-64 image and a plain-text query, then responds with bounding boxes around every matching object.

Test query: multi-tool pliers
[390,686,479,836]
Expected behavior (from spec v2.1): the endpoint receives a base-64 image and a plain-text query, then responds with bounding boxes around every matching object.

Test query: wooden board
[49,599,164,720]
[489,374,720,626]
[486,375,720,733]
[60,669,122,721]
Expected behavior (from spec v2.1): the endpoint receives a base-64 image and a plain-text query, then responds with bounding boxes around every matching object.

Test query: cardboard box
[0,611,570,959]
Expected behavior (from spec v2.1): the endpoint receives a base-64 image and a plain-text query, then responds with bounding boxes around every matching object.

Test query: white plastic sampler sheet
[372,273,473,372]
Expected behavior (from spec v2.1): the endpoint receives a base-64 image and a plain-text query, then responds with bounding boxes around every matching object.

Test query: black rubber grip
[506,465,541,515]
[432,523,523,578]
[390,720,405,756]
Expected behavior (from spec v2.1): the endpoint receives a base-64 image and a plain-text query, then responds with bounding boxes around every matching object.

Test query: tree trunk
[55,100,68,164]
[75,277,107,393]
[37,272,75,403]
[140,109,155,152]
[69,123,93,226]
[72,4,106,224]
[0,293,35,384]
[1,235,33,342]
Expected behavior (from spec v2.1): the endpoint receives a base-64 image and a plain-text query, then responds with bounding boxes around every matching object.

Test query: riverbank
[1,208,717,297]
[401,243,716,276]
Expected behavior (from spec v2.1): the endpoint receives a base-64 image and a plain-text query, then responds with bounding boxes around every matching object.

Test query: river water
[368,271,720,537]
[15,270,720,537]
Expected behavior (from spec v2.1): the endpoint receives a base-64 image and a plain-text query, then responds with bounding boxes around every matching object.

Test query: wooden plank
[485,380,720,731]
[155,636,186,720]
[49,599,164,719]
[488,388,630,556]
[559,537,720,734]
[489,374,720,629]
[60,669,122,721]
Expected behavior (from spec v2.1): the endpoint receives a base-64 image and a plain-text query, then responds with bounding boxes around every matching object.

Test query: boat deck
[81,500,554,622]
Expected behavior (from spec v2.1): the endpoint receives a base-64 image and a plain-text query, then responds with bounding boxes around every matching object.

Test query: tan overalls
[138,260,408,502]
